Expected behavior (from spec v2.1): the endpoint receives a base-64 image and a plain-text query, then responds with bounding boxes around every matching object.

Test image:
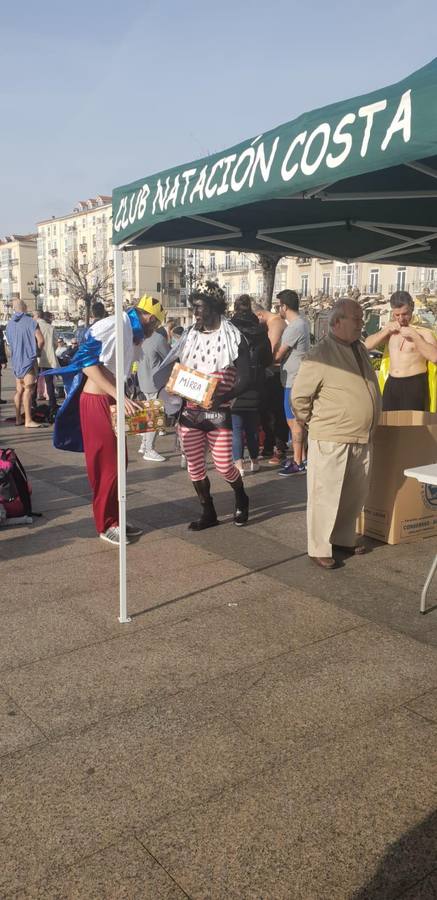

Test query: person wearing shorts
[275,290,311,476]
[5,300,44,428]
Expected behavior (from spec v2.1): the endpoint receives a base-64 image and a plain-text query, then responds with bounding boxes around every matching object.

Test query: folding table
[404,464,437,613]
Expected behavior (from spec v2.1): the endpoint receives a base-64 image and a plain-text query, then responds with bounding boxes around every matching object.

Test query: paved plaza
[1,371,437,899]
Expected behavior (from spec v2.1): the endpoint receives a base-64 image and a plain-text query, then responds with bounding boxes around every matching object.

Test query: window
[396,267,406,291]
[301,275,309,297]
[257,277,263,297]
[335,263,358,291]
[225,252,231,270]
[224,282,231,300]
[369,268,379,294]
[240,277,249,293]
[322,273,331,295]
[209,253,216,271]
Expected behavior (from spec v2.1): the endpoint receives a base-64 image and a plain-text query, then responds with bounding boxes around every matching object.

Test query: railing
[411,281,437,294]
[79,243,87,253]
[388,283,411,294]
[49,248,58,257]
[361,284,381,295]
[297,257,311,264]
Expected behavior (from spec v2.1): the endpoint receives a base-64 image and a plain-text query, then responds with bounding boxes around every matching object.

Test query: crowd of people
[1,285,436,568]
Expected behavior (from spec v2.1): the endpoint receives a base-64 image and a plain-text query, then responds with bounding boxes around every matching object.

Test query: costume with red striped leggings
[79,392,121,534]
[179,368,240,484]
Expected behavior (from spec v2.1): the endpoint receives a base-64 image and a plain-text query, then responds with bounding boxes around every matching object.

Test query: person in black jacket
[231,295,273,475]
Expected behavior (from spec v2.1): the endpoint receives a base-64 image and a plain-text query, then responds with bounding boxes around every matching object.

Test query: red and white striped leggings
[179,426,240,483]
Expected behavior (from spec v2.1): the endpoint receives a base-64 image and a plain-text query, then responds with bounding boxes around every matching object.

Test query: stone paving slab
[0,688,45,757]
[10,837,189,900]
[140,710,437,900]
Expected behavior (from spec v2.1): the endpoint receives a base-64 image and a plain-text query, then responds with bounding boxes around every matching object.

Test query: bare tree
[58,259,112,325]
[257,252,282,309]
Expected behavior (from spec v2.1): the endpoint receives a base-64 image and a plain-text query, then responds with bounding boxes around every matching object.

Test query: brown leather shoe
[333,544,367,555]
[309,556,337,569]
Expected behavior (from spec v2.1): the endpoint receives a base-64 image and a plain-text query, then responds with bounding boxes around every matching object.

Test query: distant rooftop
[37,195,111,226]
[0,233,37,245]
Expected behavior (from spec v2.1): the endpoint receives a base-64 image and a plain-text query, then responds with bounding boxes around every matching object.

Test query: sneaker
[250,460,260,473]
[99,526,131,546]
[138,443,146,454]
[278,461,306,476]
[126,522,143,537]
[142,449,166,462]
[268,451,286,466]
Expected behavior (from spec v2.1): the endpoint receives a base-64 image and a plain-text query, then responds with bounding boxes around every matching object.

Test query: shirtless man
[253,301,289,463]
[365,291,437,411]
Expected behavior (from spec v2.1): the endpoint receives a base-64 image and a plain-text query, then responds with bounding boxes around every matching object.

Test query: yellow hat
[136,295,165,324]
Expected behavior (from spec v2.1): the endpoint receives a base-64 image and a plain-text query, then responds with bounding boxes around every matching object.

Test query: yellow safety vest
[377,343,437,412]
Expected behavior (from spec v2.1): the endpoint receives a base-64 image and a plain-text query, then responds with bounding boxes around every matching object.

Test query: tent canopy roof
[113,58,437,267]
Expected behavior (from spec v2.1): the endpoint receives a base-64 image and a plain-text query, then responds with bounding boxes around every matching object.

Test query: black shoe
[234,498,249,526]
[0,399,7,405]
[229,476,249,526]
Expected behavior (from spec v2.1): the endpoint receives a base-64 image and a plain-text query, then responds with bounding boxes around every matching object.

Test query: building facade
[37,197,163,318]
[0,235,38,318]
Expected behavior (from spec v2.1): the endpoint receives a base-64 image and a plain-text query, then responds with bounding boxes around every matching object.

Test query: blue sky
[1,0,437,234]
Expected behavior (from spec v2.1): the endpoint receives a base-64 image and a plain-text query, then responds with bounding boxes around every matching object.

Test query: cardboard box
[166,362,220,409]
[358,411,437,544]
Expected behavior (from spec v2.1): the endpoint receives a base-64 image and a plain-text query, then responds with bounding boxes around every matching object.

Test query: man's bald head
[13,299,27,314]
[329,299,363,344]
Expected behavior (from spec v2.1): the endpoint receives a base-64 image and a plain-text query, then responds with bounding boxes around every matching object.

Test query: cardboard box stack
[358,411,437,544]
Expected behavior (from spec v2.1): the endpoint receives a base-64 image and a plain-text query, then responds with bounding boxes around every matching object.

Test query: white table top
[404,464,437,486]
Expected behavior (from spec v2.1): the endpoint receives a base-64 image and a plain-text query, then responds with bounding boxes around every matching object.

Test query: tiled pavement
[1,376,437,899]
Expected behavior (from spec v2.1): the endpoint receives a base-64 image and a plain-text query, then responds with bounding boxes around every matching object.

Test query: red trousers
[80,393,121,534]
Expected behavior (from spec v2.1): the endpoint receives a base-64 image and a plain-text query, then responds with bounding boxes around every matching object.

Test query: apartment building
[37,197,163,316]
[197,248,437,307]
[0,235,38,317]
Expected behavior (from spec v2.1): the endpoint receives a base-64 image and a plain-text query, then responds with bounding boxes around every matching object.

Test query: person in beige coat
[292,299,381,569]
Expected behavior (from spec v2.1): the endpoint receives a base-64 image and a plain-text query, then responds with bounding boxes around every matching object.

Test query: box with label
[357,411,437,544]
[166,362,220,409]
[111,399,166,436]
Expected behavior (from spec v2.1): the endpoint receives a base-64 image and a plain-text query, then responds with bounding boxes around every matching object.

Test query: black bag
[0,448,33,517]
[179,405,231,432]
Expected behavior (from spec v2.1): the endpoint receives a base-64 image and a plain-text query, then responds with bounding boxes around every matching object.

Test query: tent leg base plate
[118,616,132,624]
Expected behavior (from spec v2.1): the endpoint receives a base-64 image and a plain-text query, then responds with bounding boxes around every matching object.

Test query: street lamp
[27,274,44,312]
[179,252,205,305]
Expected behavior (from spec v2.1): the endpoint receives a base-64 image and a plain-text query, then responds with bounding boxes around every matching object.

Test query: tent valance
[112,58,437,266]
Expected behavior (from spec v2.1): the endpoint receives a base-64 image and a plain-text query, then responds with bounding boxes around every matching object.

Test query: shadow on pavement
[351,808,437,900]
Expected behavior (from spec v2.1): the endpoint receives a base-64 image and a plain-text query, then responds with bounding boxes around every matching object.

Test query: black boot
[189,477,219,531]
[229,475,249,526]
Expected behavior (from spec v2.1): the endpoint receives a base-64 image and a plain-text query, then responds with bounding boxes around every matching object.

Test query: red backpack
[0,448,33,519]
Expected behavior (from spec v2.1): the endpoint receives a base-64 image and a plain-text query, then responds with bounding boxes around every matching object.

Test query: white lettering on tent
[190,166,208,204]
[326,113,356,168]
[216,154,237,196]
[113,198,126,233]
[281,132,307,181]
[137,184,150,219]
[248,137,279,187]
[358,100,387,157]
[121,200,130,230]
[165,175,180,209]
[128,191,140,224]
[231,147,256,191]
[301,123,331,176]
[204,160,224,199]
[180,168,197,205]
[153,177,171,215]
[381,89,411,151]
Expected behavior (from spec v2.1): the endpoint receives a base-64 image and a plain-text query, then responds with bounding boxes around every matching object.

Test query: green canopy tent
[112,58,437,622]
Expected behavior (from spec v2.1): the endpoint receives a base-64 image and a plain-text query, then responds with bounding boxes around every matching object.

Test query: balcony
[412,281,437,295]
[50,268,59,277]
[297,257,311,265]
[49,248,58,257]
[50,288,59,297]
[79,243,87,253]
[361,284,381,296]
[388,283,411,294]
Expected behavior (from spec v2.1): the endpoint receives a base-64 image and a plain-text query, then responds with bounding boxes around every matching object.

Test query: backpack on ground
[0,448,34,522]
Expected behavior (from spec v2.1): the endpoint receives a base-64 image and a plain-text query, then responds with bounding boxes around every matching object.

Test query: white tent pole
[113,248,131,624]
